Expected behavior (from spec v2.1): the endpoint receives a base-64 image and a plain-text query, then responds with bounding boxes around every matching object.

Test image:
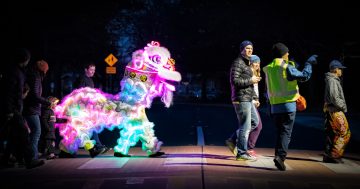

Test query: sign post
[105,53,118,92]
[105,53,118,74]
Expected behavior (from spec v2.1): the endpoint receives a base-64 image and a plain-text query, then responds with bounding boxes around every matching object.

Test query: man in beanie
[37,60,49,74]
[228,40,261,161]
[226,54,263,158]
[323,60,350,163]
[272,43,289,58]
[263,42,318,170]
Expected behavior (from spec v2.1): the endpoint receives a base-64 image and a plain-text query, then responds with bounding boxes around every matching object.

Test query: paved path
[1,146,359,189]
[2,103,359,188]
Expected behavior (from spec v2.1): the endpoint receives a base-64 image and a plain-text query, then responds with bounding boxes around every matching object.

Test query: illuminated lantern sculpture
[55,41,181,157]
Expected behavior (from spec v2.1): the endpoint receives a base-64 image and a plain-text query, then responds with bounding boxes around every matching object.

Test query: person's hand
[24,120,31,134]
[251,76,261,84]
[307,55,318,65]
[253,100,260,108]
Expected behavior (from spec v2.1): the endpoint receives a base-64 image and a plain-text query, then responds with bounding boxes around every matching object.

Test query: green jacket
[263,58,299,105]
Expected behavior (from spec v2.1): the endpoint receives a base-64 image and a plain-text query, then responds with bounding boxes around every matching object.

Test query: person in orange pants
[323,60,351,163]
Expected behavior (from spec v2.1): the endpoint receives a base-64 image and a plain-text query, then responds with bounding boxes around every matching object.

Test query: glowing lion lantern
[55,41,181,157]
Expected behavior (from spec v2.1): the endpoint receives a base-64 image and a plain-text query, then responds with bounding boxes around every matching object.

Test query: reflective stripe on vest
[263,59,299,105]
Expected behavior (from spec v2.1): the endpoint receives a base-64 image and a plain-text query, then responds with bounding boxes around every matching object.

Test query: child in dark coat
[40,96,59,160]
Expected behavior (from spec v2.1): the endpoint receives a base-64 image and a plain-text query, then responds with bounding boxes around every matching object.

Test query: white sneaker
[225,139,237,156]
[236,153,257,161]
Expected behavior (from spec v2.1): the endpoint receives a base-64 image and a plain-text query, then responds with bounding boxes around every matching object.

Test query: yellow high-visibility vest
[263,58,299,105]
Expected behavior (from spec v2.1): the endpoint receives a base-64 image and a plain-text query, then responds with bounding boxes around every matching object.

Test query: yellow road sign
[105,53,118,67]
[106,66,116,74]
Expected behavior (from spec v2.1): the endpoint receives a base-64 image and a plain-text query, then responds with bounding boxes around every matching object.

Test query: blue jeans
[229,108,262,150]
[25,115,41,160]
[233,102,259,155]
[272,112,296,160]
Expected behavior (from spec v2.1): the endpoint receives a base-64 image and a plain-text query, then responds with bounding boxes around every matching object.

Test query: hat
[240,40,253,52]
[37,60,49,73]
[272,43,289,58]
[250,55,260,64]
[329,60,346,70]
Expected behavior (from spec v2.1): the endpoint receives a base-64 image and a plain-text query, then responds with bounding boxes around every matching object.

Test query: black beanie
[272,43,289,58]
[240,40,253,52]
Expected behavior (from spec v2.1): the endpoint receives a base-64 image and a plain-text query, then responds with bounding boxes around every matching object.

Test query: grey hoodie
[324,72,347,112]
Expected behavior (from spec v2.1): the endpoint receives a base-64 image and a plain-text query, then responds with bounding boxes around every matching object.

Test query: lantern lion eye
[150,55,161,64]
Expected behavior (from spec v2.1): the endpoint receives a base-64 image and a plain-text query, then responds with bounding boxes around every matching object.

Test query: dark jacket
[324,72,347,112]
[230,56,257,102]
[23,69,50,115]
[77,75,94,88]
[40,107,56,139]
[3,65,26,115]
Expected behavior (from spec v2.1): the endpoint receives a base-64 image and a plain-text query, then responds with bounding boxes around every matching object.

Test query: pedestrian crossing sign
[105,53,118,67]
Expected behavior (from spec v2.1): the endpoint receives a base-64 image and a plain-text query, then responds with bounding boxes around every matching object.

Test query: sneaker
[46,154,57,160]
[247,149,257,157]
[236,153,257,161]
[26,159,45,169]
[89,147,105,158]
[225,139,237,156]
[273,156,286,171]
[148,151,165,157]
[323,156,342,164]
[114,152,131,157]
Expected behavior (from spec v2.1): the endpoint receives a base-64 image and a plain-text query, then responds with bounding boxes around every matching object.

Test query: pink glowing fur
[55,41,181,155]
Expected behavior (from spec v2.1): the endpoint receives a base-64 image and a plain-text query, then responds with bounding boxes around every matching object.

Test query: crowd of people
[0,48,110,169]
[227,40,350,171]
[0,42,351,171]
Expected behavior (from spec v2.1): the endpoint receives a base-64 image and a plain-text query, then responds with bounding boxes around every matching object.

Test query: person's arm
[287,62,312,82]
[287,55,318,82]
[328,78,347,112]
[230,61,254,87]
[4,70,21,116]
[27,72,51,106]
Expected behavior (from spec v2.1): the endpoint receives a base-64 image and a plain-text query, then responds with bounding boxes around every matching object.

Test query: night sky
[4,0,360,112]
